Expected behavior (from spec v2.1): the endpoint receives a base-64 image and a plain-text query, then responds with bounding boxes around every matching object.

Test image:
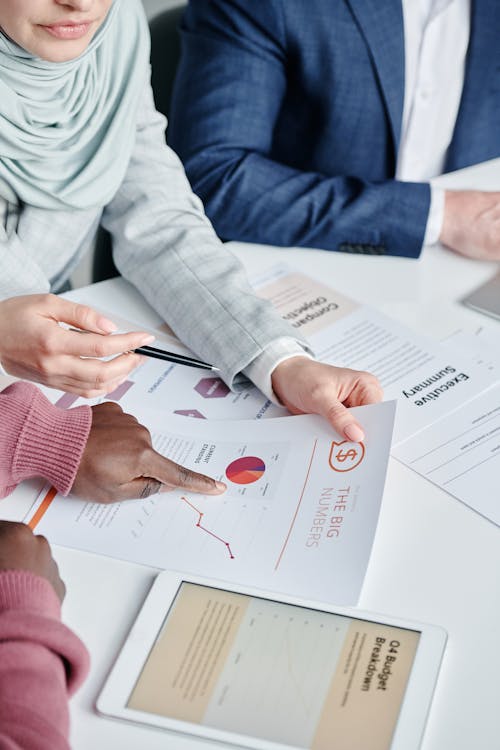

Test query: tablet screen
[127,582,421,750]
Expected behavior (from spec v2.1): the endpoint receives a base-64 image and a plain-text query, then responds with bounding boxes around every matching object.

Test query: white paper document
[61,267,500,525]
[253,266,500,524]
[44,304,284,421]
[393,384,500,524]
[23,401,395,605]
[62,269,495,442]
[253,265,497,444]
[442,325,500,373]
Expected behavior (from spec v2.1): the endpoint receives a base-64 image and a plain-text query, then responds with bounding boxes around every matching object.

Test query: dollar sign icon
[335,447,358,463]
[329,441,365,472]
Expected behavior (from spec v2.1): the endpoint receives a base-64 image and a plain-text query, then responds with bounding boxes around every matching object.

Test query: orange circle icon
[328,441,365,472]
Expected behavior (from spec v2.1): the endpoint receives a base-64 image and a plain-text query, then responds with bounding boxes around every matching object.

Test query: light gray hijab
[0,0,149,210]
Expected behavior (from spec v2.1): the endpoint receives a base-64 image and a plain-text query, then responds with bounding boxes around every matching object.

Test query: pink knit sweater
[0,382,92,498]
[0,383,93,746]
[0,570,90,749]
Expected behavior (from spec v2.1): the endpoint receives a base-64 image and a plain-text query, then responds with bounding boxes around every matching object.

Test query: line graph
[180,496,235,559]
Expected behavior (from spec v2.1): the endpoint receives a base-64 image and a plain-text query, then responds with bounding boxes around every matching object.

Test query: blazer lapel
[345,0,405,154]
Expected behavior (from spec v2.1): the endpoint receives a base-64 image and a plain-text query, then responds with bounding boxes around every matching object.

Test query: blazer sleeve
[0,208,51,298]
[102,75,309,388]
[168,0,430,259]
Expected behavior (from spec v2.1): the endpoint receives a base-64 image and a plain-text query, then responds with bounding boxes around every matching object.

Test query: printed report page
[61,267,497,442]
[40,307,284,422]
[393,383,500,524]
[23,402,395,605]
[254,265,497,444]
[128,582,421,750]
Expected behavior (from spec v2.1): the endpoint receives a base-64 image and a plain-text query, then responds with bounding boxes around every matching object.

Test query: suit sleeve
[168,0,430,258]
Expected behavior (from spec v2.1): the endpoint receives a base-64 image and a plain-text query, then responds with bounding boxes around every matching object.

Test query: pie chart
[226,456,266,485]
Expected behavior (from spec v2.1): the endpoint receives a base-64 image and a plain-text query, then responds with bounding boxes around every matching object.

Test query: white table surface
[4,159,500,750]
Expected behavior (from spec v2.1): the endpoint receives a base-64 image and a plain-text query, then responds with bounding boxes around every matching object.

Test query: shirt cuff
[243,338,314,404]
[423,185,446,247]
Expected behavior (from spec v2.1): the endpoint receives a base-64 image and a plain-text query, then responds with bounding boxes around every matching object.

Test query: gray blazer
[0,82,307,388]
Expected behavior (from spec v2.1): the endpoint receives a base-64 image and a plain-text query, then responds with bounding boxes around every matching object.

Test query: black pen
[134,344,220,371]
[68,327,218,371]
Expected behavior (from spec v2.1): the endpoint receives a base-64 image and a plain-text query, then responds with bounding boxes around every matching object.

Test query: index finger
[59,328,155,358]
[145,450,227,495]
[50,297,119,334]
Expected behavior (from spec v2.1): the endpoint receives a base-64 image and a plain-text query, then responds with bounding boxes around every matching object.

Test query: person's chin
[41,43,89,62]
[35,25,96,62]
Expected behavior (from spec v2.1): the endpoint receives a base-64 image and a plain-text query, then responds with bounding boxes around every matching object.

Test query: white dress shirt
[397,0,471,245]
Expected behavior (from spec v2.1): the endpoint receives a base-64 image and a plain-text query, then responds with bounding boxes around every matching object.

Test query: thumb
[51,297,118,334]
[321,399,365,442]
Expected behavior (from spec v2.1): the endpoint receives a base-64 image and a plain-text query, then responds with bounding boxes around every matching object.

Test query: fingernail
[215,481,227,492]
[344,424,364,443]
[98,316,118,333]
[140,334,156,345]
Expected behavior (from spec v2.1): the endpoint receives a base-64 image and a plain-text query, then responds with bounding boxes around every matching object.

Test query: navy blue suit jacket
[169,0,500,258]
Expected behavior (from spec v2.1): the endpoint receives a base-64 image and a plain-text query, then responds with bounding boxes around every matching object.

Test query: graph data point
[181,496,235,559]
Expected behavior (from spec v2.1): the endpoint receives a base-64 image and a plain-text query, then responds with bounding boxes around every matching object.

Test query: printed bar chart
[55,392,79,409]
[106,380,134,401]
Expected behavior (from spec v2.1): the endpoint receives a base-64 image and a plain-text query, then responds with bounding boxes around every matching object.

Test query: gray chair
[92,3,185,283]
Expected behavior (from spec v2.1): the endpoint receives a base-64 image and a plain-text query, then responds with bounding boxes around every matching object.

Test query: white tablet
[97,572,446,750]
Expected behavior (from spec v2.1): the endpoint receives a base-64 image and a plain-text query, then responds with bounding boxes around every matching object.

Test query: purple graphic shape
[195,377,230,399]
[174,409,206,419]
[55,392,79,409]
[106,380,134,401]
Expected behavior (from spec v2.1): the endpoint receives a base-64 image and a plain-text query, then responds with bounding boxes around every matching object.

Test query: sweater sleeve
[0,570,90,750]
[0,382,92,499]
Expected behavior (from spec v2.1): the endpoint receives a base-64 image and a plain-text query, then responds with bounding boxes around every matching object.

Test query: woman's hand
[72,402,227,503]
[0,294,155,397]
[0,521,66,602]
[271,357,383,441]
